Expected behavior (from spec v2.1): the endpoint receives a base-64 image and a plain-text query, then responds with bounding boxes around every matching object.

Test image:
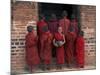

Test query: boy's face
[27,26,33,32]
[58,27,62,33]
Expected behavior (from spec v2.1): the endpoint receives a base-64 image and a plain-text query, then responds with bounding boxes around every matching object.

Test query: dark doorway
[38,2,80,21]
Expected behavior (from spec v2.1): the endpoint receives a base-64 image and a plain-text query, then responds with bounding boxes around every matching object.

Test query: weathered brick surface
[11,1,38,73]
[80,6,96,66]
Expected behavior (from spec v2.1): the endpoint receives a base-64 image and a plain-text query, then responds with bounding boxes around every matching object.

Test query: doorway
[38,2,80,21]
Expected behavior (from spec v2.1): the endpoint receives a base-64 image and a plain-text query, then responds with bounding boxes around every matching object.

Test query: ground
[11,58,96,74]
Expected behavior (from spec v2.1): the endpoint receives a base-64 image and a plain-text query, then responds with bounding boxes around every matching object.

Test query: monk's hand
[58,41,65,47]
[54,42,58,47]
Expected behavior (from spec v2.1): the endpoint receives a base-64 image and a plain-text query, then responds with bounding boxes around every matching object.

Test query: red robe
[40,31,53,64]
[71,19,78,35]
[76,36,84,67]
[48,19,59,57]
[37,20,48,57]
[54,33,65,64]
[65,32,76,64]
[48,19,59,34]
[59,17,71,35]
[71,19,79,57]
[25,32,40,66]
[37,20,48,36]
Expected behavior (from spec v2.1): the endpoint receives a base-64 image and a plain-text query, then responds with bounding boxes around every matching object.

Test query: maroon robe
[54,32,65,64]
[40,31,53,64]
[71,19,78,35]
[71,19,79,57]
[37,20,48,36]
[37,20,48,57]
[48,19,59,57]
[48,19,59,34]
[76,36,84,67]
[65,31,76,64]
[59,17,71,35]
[25,32,40,67]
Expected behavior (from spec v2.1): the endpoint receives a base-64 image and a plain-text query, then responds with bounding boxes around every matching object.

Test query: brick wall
[80,6,96,66]
[11,1,38,73]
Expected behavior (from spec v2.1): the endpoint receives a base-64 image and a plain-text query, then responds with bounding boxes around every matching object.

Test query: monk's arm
[53,39,58,47]
[63,35,66,44]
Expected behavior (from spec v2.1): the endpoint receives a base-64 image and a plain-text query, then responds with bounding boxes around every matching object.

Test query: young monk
[37,14,47,36]
[59,10,71,36]
[71,14,78,35]
[37,14,48,59]
[48,13,59,34]
[53,26,66,69]
[65,26,77,67]
[25,26,40,72]
[40,26,53,70]
[76,31,85,68]
[48,13,59,58]
[70,14,79,62]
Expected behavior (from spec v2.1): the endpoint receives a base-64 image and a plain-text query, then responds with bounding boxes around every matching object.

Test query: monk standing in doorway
[37,14,47,36]
[48,13,59,35]
[48,13,59,59]
[70,14,79,65]
[37,14,48,59]
[25,26,40,72]
[59,10,71,36]
[59,11,72,67]
[71,14,79,36]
